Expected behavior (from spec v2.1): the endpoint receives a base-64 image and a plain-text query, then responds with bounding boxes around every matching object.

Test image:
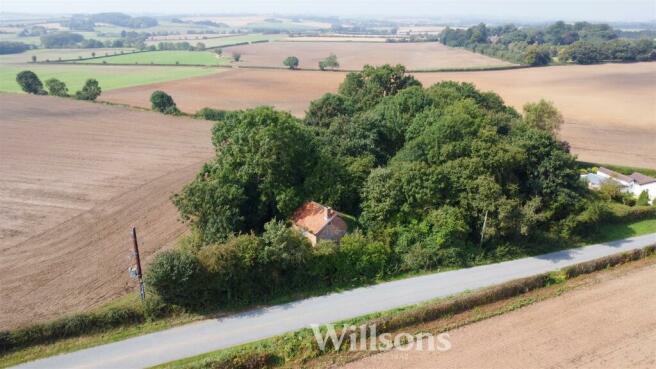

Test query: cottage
[291,201,348,246]
[583,167,656,204]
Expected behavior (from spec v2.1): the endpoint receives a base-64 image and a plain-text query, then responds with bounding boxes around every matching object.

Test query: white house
[594,167,656,204]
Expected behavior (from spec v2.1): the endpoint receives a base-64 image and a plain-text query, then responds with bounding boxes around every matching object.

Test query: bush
[151,91,178,113]
[16,70,45,94]
[196,107,230,121]
[45,78,69,97]
[637,190,650,206]
[335,231,391,283]
[74,79,102,101]
[144,250,207,307]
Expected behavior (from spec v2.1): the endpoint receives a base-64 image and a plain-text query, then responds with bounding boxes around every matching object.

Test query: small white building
[593,167,656,204]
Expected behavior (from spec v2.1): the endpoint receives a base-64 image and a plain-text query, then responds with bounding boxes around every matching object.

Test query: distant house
[291,201,348,246]
[582,167,656,204]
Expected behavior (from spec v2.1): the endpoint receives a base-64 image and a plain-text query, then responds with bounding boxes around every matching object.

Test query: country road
[12,233,656,369]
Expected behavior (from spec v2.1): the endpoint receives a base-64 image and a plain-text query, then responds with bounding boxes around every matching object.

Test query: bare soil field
[0,94,214,329]
[342,262,656,369]
[102,62,656,168]
[227,41,514,70]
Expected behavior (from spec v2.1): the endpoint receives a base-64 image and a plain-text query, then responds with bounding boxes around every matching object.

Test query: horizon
[1,0,655,23]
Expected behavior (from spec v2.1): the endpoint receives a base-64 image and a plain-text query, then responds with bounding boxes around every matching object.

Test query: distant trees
[214,48,223,56]
[40,32,84,48]
[523,99,564,135]
[75,79,102,101]
[16,71,45,94]
[523,45,551,66]
[232,52,242,62]
[0,41,30,55]
[283,56,300,69]
[150,90,180,115]
[45,78,69,97]
[439,21,656,66]
[90,13,158,28]
[318,53,339,70]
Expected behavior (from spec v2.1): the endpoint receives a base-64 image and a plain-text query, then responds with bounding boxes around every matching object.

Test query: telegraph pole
[131,226,145,302]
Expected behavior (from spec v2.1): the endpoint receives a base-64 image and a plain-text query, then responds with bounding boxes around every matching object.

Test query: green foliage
[232,52,241,62]
[150,90,179,114]
[523,45,551,66]
[173,107,340,244]
[16,70,45,95]
[196,107,231,121]
[523,99,564,134]
[338,64,421,111]
[283,56,299,69]
[304,93,354,128]
[144,250,207,307]
[335,231,391,282]
[318,53,339,70]
[637,191,650,207]
[45,78,69,97]
[74,79,102,101]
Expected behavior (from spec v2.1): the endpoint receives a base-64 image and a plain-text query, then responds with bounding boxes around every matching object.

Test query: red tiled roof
[292,201,340,235]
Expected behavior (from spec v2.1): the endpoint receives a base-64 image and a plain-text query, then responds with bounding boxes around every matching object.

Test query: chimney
[325,207,334,220]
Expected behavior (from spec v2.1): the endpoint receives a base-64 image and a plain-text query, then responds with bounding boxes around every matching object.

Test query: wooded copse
[439,21,656,65]
[143,64,650,310]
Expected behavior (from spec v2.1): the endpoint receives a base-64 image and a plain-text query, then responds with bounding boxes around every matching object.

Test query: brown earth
[0,94,214,329]
[341,262,656,369]
[226,41,513,70]
[102,62,656,168]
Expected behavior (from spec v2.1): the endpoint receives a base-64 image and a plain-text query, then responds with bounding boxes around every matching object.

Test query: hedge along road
[13,233,656,369]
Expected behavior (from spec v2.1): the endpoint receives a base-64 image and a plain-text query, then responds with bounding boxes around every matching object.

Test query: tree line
[439,21,656,65]
[15,70,101,101]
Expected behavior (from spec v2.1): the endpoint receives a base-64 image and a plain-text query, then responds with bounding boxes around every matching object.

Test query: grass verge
[151,245,656,369]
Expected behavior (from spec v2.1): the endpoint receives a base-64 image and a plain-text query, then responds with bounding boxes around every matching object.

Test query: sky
[1,0,655,23]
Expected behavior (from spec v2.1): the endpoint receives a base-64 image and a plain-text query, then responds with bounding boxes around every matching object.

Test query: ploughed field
[0,94,214,329]
[226,41,514,70]
[101,62,656,168]
[341,262,656,369]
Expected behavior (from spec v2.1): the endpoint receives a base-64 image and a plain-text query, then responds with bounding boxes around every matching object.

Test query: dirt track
[0,94,214,329]
[226,41,513,70]
[102,63,656,168]
[341,263,656,369]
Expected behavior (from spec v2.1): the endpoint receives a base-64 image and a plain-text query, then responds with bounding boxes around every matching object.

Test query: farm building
[291,201,348,246]
[582,167,656,204]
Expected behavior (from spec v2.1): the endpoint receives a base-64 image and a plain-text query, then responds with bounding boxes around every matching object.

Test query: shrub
[150,91,179,114]
[45,78,69,97]
[196,107,230,121]
[637,190,650,206]
[336,231,391,282]
[16,70,45,94]
[74,79,102,101]
[144,250,207,307]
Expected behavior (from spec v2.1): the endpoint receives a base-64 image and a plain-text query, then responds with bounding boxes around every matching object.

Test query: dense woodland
[145,64,631,309]
[439,21,656,65]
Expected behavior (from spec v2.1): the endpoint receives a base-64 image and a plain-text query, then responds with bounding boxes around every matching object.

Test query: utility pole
[479,210,488,247]
[131,226,145,302]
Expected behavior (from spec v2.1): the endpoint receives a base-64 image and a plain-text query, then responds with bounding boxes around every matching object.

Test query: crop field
[0,64,223,93]
[342,262,656,369]
[226,41,514,70]
[144,33,286,48]
[0,94,214,329]
[101,62,656,168]
[0,48,135,64]
[79,50,229,65]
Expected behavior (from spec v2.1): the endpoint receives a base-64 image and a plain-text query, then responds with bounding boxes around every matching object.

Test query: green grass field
[78,50,229,66]
[145,33,286,48]
[0,64,223,93]
[0,48,135,65]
